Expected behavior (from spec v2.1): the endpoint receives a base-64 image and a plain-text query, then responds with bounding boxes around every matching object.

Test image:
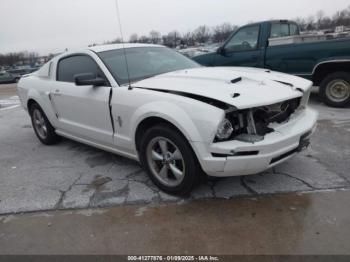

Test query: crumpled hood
[133,67,312,109]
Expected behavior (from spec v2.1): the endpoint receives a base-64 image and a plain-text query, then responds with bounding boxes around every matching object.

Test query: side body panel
[50,51,119,145]
[18,51,118,146]
[110,86,224,157]
[49,81,113,145]
[264,38,350,77]
[17,75,59,128]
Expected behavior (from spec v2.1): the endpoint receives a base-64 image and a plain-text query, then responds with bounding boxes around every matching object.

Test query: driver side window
[57,55,106,83]
[225,25,260,52]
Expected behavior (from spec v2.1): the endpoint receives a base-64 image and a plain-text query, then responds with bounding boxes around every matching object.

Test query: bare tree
[139,35,150,43]
[306,15,316,31]
[332,6,350,27]
[316,10,325,29]
[320,16,332,30]
[182,31,195,46]
[149,30,161,44]
[294,17,307,31]
[27,52,39,65]
[164,31,181,47]
[104,38,123,44]
[129,34,138,43]
[0,51,39,67]
[213,23,236,43]
[193,25,211,44]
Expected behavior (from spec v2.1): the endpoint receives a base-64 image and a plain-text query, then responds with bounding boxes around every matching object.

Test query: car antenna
[114,0,132,90]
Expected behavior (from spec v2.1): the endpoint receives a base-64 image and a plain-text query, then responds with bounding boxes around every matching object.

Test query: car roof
[38,43,167,78]
[88,43,164,53]
[246,20,297,27]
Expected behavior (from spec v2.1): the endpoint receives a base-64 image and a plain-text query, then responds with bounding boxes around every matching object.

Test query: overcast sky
[1,0,349,55]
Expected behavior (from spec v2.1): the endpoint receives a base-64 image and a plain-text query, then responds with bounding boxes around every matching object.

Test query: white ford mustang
[17,44,318,195]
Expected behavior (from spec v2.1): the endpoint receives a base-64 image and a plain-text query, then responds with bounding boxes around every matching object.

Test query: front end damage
[215,97,302,144]
[196,90,318,177]
[134,66,318,177]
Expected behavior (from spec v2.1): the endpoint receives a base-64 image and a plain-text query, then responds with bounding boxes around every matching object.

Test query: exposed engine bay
[221,97,302,143]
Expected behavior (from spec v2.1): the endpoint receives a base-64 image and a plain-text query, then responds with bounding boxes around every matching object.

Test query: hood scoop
[231,77,242,84]
[232,93,240,98]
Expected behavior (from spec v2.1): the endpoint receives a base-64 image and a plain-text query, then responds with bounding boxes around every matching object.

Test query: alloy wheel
[32,109,48,139]
[146,136,185,187]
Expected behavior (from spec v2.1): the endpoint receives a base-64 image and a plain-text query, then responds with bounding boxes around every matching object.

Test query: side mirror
[74,73,106,86]
[216,46,226,55]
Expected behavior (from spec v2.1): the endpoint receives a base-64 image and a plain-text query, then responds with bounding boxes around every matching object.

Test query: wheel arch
[135,116,189,153]
[27,98,40,112]
[134,115,207,179]
[25,87,45,110]
[26,88,59,127]
[312,60,350,86]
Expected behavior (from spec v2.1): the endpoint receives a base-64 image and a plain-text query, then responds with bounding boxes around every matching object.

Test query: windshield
[99,47,200,85]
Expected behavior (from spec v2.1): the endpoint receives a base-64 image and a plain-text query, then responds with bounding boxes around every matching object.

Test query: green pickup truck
[193,20,350,107]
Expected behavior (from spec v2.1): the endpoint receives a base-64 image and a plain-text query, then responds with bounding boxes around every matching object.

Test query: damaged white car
[17,44,318,195]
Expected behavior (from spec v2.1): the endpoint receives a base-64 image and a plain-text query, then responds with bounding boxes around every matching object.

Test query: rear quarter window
[289,23,299,36]
[270,23,300,38]
[270,23,290,38]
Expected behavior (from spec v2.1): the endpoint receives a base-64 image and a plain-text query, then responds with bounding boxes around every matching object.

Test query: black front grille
[212,151,259,158]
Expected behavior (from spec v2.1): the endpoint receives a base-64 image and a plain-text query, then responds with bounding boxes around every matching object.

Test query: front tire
[139,124,200,196]
[29,103,61,145]
[320,72,350,108]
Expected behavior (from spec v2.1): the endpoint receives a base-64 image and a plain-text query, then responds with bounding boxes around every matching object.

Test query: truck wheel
[139,124,200,196]
[29,103,61,145]
[320,72,350,108]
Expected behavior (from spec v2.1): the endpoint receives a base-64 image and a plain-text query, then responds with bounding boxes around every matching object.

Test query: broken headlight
[213,98,301,143]
[215,118,234,141]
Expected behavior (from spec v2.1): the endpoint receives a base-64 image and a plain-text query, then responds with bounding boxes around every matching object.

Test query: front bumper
[191,107,318,177]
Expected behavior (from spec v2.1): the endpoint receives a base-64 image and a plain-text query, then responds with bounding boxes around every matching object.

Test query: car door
[213,24,264,68]
[50,54,114,145]
[265,22,311,74]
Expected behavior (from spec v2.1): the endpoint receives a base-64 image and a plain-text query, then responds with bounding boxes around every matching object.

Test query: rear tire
[319,72,350,108]
[29,103,61,145]
[139,124,200,196]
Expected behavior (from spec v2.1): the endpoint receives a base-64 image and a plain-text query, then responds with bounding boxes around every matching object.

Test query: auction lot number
[128,256,219,261]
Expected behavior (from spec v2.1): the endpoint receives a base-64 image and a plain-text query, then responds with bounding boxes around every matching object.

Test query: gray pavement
[1,190,350,255]
[0,84,349,215]
[0,83,20,111]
